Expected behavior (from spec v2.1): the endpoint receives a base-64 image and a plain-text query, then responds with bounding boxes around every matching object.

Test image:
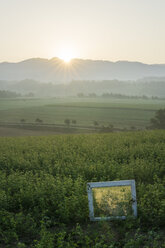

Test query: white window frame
[87,180,137,221]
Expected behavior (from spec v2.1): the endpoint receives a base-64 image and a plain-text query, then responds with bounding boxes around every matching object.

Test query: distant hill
[1,58,165,82]
[1,79,165,98]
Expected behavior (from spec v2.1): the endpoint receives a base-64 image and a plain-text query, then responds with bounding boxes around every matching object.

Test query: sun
[58,47,76,63]
[61,55,72,63]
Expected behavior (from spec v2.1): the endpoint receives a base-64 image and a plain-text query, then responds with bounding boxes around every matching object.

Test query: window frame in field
[87,180,137,221]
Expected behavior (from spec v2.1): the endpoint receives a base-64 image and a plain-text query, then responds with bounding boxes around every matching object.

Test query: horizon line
[0,57,165,66]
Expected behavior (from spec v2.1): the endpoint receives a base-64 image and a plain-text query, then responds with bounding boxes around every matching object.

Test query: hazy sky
[0,0,165,63]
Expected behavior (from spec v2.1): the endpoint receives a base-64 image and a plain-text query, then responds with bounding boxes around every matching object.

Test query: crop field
[0,97,165,135]
[0,130,164,247]
[0,126,67,137]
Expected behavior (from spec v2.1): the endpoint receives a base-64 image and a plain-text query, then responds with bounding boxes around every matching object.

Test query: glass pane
[92,186,132,217]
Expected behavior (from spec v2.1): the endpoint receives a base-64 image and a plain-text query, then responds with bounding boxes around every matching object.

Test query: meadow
[0,97,165,135]
[0,130,164,247]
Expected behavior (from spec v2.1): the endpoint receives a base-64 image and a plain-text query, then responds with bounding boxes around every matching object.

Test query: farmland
[0,97,165,136]
[0,130,164,247]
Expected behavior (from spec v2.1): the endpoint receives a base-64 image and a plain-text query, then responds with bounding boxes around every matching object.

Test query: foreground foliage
[0,130,165,247]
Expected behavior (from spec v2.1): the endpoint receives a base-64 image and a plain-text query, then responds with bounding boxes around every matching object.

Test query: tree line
[0,90,21,98]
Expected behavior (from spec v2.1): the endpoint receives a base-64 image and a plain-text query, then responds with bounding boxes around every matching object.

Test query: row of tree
[0,90,21,98]
[77,92,162,99]
[19,109,165,130]
[20,118,43,123]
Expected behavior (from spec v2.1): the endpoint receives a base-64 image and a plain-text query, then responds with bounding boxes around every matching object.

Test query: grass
[0,126,70,137]
[0,97,165,132]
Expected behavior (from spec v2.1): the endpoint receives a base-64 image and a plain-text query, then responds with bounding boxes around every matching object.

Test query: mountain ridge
[1,57,165,82]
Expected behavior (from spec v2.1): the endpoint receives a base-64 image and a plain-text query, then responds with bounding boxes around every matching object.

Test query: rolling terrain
[0,97,165,136]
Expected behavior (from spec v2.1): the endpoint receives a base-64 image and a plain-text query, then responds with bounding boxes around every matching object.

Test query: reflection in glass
[92,186,132,217]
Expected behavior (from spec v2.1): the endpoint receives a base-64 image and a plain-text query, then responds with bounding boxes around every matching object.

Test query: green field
[0,130,164,247]
[0,97,165,132]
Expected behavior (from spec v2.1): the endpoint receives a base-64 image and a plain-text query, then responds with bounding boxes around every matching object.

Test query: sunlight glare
[58,47,76,63]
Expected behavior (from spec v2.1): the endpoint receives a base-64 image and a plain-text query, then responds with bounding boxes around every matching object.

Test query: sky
[0,0,165,64]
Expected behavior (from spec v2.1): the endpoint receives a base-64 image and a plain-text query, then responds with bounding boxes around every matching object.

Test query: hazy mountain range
[1,58,165,82]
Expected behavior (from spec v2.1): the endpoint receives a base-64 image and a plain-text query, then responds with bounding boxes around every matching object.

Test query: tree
[72,119,77,125]
[150,109,165,129]
[64,119,70,126]
[20,118,26,123]
[93,121,99,126]
[35,118,43,124]
[88,93,97,98]
[77,93,84,98]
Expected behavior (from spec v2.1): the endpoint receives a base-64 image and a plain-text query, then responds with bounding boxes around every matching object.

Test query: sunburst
[58,47,76,63]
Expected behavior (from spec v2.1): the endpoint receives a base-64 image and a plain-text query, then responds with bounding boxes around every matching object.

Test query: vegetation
[0,90,21,98]
[20,119,26,123]
[150,109,165,129]
[35,118,43,124]
[71,119,77,125]
[93,120,99,126]
[93,186,132,217]
[64,118,70,126]
[0,97,164,131]
[0,130,164,247]
[1,79,165,98]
